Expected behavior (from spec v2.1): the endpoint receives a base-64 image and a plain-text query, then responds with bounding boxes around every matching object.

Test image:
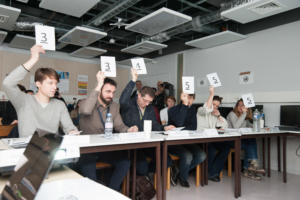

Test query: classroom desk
[0,166,130,200]
[77,132,165,200]
[161,131,242,200]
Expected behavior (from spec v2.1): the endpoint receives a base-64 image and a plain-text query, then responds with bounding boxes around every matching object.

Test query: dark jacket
[119,81,163,131]
[1,101,17,125]
[168,103,197,130]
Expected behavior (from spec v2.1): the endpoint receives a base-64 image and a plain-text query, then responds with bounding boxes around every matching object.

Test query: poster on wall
[78,75,88,96]
[56,71,69,93]
[239,71,254,84]
[29,75,38,93]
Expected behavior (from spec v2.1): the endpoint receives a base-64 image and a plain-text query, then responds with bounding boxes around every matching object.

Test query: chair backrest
[0,124,16,138]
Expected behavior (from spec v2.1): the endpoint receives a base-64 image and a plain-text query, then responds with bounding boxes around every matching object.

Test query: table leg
[283,135,287,183]
[132,149,136,200]
[204,143,208,185]
[277,136,281,172]
[262,137,266,176]
[234,138,241,198]
[156,143,161,200]
[162,142,167,200]
[267,137,271,177]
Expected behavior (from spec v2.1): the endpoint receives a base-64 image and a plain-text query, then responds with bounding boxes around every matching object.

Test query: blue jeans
[208,142,231,178]
[241,138,258,169]
[169,144,206,181]
[136,148,172,176]
[78,151,130,191]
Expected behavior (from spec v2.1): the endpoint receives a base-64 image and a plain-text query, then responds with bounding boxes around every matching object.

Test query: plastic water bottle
[253,109,261,132]
[260,112,265,129]
[104,113,113,138]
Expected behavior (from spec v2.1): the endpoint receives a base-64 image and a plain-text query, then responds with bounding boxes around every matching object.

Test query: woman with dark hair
[197,86,229,182]
[227,99,265,180]
[160,96,176,125]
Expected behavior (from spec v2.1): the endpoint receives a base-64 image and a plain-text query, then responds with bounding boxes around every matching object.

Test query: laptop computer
[1,129,63,200]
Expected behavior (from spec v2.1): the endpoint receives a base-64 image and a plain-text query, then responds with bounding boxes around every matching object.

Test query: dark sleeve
[168,104,189,127]
[1,101,17,125]
[148,106,163,131]
[119,81,135,109]
[184,106,197,131]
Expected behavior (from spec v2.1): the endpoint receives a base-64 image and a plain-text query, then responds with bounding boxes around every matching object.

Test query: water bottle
[260,112,265,129]
[253,109,261,132]
[104,113,113,138]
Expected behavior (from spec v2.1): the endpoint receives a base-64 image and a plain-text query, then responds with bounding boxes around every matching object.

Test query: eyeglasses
[142,97,152,104]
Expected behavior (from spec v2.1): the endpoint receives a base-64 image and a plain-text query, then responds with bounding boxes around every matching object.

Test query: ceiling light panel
[58,26,107,46]
[39,0,100,18]
[125,7,192,36]
[118,57,155,66]
[70,47,107,58]
[185,31,247,49]
[121,41,167,55]
[9,34,35,50]
[0,5,21,31]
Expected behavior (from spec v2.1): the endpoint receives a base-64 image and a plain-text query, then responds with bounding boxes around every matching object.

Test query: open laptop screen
[1,130,62,200]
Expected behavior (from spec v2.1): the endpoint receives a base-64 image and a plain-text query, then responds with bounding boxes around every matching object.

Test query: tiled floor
[162,171,300,200]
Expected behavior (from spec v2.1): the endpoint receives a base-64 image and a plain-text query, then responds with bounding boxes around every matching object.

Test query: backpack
[135,176,156,200]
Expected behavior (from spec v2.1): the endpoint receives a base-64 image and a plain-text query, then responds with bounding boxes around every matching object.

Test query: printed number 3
[41,33,48,44]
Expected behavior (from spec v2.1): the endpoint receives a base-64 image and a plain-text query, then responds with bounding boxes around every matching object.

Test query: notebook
[1,129,63,200]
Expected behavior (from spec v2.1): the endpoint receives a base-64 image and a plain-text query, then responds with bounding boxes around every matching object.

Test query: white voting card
[182,76,194,94]
[101,56,116,77]
[35,25,56,51]
[242,93,255,108]
[206,72,222,87]
[131,58,147,74]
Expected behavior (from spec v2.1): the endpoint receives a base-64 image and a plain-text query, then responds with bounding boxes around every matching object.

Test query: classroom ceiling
[0,0,300,62]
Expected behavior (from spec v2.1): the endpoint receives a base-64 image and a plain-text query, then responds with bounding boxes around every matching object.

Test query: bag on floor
[135,175,156,200]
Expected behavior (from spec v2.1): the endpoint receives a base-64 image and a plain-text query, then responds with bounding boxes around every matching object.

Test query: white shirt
[160,107,168,124]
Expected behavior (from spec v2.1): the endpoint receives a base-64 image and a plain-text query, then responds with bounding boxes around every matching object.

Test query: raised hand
[23,45,45,70]
[131,68,138,82]
[95,71,105,91]
[209,85,214,96]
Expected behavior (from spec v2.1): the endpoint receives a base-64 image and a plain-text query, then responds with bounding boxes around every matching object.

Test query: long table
[77,133,165,200]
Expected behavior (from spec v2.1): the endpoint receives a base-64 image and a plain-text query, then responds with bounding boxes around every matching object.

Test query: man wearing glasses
[119,68,174,176]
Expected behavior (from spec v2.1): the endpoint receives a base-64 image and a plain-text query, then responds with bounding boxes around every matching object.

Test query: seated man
[78,71,138,191]
[119,68,174,176]
[168,93,206,187]
[2,45,78,137]
[197,86,229,182]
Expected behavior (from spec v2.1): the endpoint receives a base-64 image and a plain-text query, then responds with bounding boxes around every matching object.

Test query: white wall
[145,20,300,174]
[138,53,178,92]
[182,20,300,175]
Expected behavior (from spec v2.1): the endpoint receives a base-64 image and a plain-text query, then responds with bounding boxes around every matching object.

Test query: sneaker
[243,170,261,181]
[248,160,266,175]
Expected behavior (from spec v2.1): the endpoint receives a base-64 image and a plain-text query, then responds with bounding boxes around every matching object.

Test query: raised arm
[119,68,138,106]
[197,86,214,116]
[2,45,45,110]
[79,71,105,115]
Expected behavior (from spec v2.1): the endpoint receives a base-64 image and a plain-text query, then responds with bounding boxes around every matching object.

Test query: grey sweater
[226,111,252,129]
[2,66,77,137]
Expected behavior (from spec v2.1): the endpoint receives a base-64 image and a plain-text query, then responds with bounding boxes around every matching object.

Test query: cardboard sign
[182,76,194,94]
[101,56,116,77]
[35,25,56,51]
[131,58,147,74]
[242,93,255,108]
[207,72,222,87]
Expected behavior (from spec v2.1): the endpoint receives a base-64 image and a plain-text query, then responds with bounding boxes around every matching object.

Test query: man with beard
[78,71,138,191]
